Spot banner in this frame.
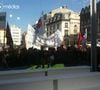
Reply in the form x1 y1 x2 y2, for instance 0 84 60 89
25 24 35 49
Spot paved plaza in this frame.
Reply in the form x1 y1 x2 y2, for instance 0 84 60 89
0 66 100 90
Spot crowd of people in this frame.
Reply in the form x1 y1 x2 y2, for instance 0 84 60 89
0 45 100 69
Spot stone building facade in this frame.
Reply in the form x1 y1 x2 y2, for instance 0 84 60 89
80 1 100 43
45 6 80 46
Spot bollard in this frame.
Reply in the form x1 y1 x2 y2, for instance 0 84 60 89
44 71 48 76
53 80 58 90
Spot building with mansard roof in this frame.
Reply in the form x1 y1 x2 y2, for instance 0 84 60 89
80 1 100 44
45 6 80 46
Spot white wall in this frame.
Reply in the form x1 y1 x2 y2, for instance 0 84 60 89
11 25 22 46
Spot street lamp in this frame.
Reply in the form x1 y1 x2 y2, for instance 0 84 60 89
90 0 98 71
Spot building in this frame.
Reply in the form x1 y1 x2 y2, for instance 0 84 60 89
21 31 27 48
32 6 80 48
46 6 80 46
80 1 100 43
0 12 6 48
10 25 22 46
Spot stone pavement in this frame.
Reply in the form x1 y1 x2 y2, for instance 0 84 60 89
0 66 100 90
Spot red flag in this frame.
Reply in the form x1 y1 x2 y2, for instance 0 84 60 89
77 32 83 48
36 18 45 35
37 19 42 28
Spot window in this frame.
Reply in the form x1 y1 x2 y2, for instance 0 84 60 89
74 25 78 34
57 24 59 29
50 30 52 34
64 30 68 36
57 15 60 20
47 32 49 37
0 16 6 21
65 23 68 28
53 24 55 30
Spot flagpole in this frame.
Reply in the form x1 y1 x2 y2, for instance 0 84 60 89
90 0 97 71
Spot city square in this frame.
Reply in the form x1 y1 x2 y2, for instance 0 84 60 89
0 0 100 90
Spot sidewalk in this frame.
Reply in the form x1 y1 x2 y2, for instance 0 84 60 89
0 66 100 90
